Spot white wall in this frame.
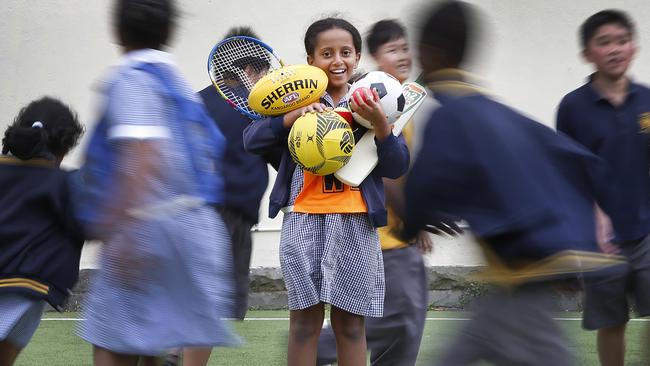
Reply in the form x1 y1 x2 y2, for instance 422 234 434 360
3 1 650 268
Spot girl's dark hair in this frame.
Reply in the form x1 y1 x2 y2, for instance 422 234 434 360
580 9 635 48
367 19 407 55
2 97 84 160
304 17 362 56
419 0 476 68
115 0 176 50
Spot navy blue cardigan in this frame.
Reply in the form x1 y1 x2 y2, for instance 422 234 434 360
243 116 409 227
405 90 610 263
0 157 84 309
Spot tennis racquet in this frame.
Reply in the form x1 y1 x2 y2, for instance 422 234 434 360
207 36 284 120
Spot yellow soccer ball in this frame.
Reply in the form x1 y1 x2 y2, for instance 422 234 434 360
288 110 355 176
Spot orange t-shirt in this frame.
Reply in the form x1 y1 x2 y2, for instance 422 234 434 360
293 171 367 214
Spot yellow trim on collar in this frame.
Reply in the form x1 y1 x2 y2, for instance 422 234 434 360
424 68 488 96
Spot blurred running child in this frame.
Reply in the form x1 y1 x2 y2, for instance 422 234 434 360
0 97 84 366
244 17 410 366
76 1 236 365
404 2 619 365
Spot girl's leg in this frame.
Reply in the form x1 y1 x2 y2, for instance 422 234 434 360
0 340 21 366
288 303 325 366
93 346 139 366
597 324 626 366
330 306 366 366
183 347 213 366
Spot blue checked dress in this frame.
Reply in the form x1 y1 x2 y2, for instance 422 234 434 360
279 93 385 317
0 294 45 348
78 49 237 355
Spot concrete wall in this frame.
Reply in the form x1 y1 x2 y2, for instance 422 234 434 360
3 0 650 269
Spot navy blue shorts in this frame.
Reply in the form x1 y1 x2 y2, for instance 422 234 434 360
583 234 650 330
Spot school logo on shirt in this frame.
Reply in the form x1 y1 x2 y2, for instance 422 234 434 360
639 112 650 134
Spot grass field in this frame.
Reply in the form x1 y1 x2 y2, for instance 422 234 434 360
14 311 650 365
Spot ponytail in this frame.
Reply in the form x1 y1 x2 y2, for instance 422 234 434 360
2 97 84 160
2 121 51 160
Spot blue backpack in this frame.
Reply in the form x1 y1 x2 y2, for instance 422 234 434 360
75 62 225 228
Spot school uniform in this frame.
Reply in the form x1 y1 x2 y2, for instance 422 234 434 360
198 85 271 320
243 92 409 317
0 157 83 347
77 49 237 355
316 124 428 366
404 69 615 365
557 76 650 329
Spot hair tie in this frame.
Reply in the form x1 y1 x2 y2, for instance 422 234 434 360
31 121 43 128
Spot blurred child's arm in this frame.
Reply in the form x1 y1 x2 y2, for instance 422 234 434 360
100 139 164 240
402 107 457 240
95 140 162 284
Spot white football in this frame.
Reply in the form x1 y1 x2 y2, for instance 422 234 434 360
347 71 406 129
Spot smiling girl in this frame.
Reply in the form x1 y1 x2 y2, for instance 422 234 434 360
244 17 409 366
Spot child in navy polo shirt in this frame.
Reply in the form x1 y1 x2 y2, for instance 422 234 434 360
556 9 650 366
199 27 273 322
162 26 273 366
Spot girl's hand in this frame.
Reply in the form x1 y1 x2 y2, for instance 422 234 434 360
349 88 391 141
283 102 328 129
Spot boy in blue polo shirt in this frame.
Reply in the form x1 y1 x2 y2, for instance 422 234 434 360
556 9 650 366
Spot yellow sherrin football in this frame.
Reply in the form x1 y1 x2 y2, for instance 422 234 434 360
249 64 328 116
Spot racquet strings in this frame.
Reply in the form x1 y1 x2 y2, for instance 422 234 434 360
209 38 282 117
